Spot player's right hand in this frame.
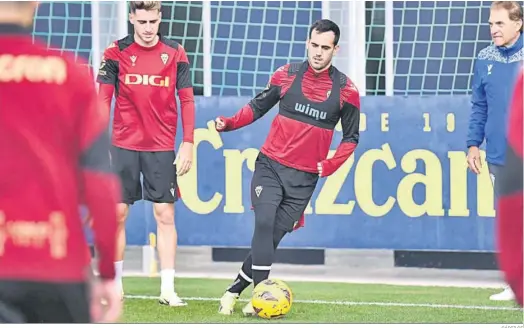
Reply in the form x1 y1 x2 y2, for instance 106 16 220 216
215 117 226 131
467 146 482 175
90 279 122 323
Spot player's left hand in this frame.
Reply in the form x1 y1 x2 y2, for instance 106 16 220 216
317 162 323 177
175 142 193 176
90 279 122 323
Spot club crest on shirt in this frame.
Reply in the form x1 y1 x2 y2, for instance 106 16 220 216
255 186 263 198
161 53 169 65
130 55 137 66
170 182 176 198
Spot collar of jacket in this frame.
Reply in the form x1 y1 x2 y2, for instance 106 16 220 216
497 32 523 57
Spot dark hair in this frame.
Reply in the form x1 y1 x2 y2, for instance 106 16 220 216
308 19 341 46
491 1 523 32
129 1 161 14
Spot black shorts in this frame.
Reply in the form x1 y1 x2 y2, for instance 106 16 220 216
111 145 178 205
251 152 318 232
0 280 90 323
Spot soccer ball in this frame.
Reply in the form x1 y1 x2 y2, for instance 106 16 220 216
251 278 293 319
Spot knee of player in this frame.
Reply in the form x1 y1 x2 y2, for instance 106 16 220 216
153 203 175 226
254 211 275 231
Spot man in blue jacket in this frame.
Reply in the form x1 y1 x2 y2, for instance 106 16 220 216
467 1 523 302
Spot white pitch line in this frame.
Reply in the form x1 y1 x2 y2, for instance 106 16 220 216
124 295 522 312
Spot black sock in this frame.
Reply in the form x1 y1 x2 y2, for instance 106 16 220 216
227 274 251 294
253 227 287 287
227 255 253 294
252 267 271 287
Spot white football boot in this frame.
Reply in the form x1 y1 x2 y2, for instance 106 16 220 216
218 291 239 315
159 291 187 307
242 301 256 316
489 286 515 301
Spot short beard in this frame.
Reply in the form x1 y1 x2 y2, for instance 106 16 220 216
308 58 332 72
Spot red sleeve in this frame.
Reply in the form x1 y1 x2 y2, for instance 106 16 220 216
218 64 288 132
77 69 120 281
175 46 195 143
496 69 523 306
98 83 114 115
320 78 360 177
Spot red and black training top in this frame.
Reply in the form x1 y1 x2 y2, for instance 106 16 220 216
97 34 195 151
496 68 523 306
0 23 119 282
219 61 360 176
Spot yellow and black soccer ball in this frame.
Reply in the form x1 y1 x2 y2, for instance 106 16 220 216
251 278 293 319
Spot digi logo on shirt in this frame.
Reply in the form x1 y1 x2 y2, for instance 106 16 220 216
124 74 170 87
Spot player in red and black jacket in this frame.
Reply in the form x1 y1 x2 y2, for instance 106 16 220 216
0 1 121 323
97 1 195 306
95 1 195 307
496 67 523 307
215 19 360 315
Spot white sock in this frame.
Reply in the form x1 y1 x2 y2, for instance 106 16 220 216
160 269 175 293
115 261 124 291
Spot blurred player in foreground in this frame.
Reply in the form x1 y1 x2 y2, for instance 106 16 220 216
96 1 195 306
466 1 522 301
0 1 121 323
215 19 361 315
496 68 523 307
